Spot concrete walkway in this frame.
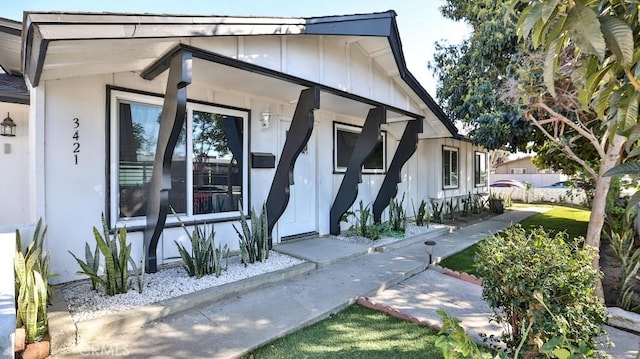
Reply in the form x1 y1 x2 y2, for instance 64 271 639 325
51 207 640 358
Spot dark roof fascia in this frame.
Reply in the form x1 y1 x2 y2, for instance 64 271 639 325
304 11 396 36
386 15 458 136
142 43 424 120
0 93 29 105
0 74 29 104
306 11 458 136
0 20 21 37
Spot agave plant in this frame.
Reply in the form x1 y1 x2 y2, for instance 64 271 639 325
14 218 54 343
233 201 269 265
172 210 229 278
69 214 142 296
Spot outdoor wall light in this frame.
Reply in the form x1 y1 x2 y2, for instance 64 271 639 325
260 107 272 130
1 112 16 137
424 240 437 267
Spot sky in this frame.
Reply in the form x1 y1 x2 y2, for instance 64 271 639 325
3 0 470 97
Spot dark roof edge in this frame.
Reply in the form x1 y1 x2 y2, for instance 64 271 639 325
0 93 29 105
387 16 458 136
305 10 457 135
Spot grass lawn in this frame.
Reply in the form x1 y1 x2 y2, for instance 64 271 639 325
244 304 449 359
439 204 590 276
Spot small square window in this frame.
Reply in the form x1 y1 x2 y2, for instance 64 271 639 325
333 122 386 174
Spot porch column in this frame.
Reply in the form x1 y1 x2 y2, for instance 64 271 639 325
142 49 192 273
329 107 386 235
373 119 422 222
265 87 320 246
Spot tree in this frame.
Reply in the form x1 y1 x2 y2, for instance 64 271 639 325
513 0 640 295
430 0 540 152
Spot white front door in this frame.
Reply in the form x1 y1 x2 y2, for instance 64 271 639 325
277 120 317 239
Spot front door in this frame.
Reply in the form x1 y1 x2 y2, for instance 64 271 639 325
277 119 317 239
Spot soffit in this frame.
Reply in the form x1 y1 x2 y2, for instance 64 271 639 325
0 18 22 75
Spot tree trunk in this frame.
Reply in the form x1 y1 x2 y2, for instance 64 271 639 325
586 133 625 298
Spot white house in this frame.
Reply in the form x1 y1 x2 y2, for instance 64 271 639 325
0 11 488 283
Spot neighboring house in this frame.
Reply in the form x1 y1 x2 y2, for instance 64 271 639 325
0 11 488 283
493 156 567 187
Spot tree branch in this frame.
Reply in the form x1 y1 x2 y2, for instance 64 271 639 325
524 111 598 179
627 70 640 92
531 102 606 159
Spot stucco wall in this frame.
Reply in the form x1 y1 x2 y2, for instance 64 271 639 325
0 103 29 228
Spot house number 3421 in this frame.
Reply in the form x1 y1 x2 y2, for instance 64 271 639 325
72 118 80 165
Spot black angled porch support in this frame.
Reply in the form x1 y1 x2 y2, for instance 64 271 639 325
265 87 320 245
373 119 422 223
143 50 192 273
329 107 386 235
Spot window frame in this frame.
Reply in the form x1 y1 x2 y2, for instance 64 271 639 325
332 122 387 174
474 151 487 187
442 145 459 189
108 88 249 227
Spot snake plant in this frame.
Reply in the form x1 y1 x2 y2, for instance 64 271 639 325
388 193 407 232
69 214 142 295
172 211 229 278
233 201 269 265
15 218 53 343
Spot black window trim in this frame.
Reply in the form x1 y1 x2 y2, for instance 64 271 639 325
106 85 251 229
332 121 387 175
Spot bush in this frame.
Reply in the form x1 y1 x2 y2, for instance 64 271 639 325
475 224 606 354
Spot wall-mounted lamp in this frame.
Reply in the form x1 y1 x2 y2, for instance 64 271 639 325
1 113 16 137
260 107 272 130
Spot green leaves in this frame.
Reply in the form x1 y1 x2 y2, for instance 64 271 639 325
233 201 269 265
173 217 229 278
599 15 634 68
69 214 142 296
476 224 606 353
566 2 606 61
14 218 53 343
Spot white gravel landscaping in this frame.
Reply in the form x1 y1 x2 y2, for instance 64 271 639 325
61 251 305 323
336 223 448 246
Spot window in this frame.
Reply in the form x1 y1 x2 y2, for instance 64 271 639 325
510 168 527 174
333 122 386 173
442 146 459 188
474 151 487 186
111 89 248 224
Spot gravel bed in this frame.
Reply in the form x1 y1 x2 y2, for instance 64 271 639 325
336 223 448 246
61 251 305 323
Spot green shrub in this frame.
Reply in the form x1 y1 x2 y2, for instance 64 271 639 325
233 202 269 264
388 193 407 232
15 219 54 343
605 215 640 312
69 215 142 296
341 200 381 240
475 224 606 354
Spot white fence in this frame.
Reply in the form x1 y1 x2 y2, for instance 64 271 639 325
490 187 587 206
491 173 568 188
